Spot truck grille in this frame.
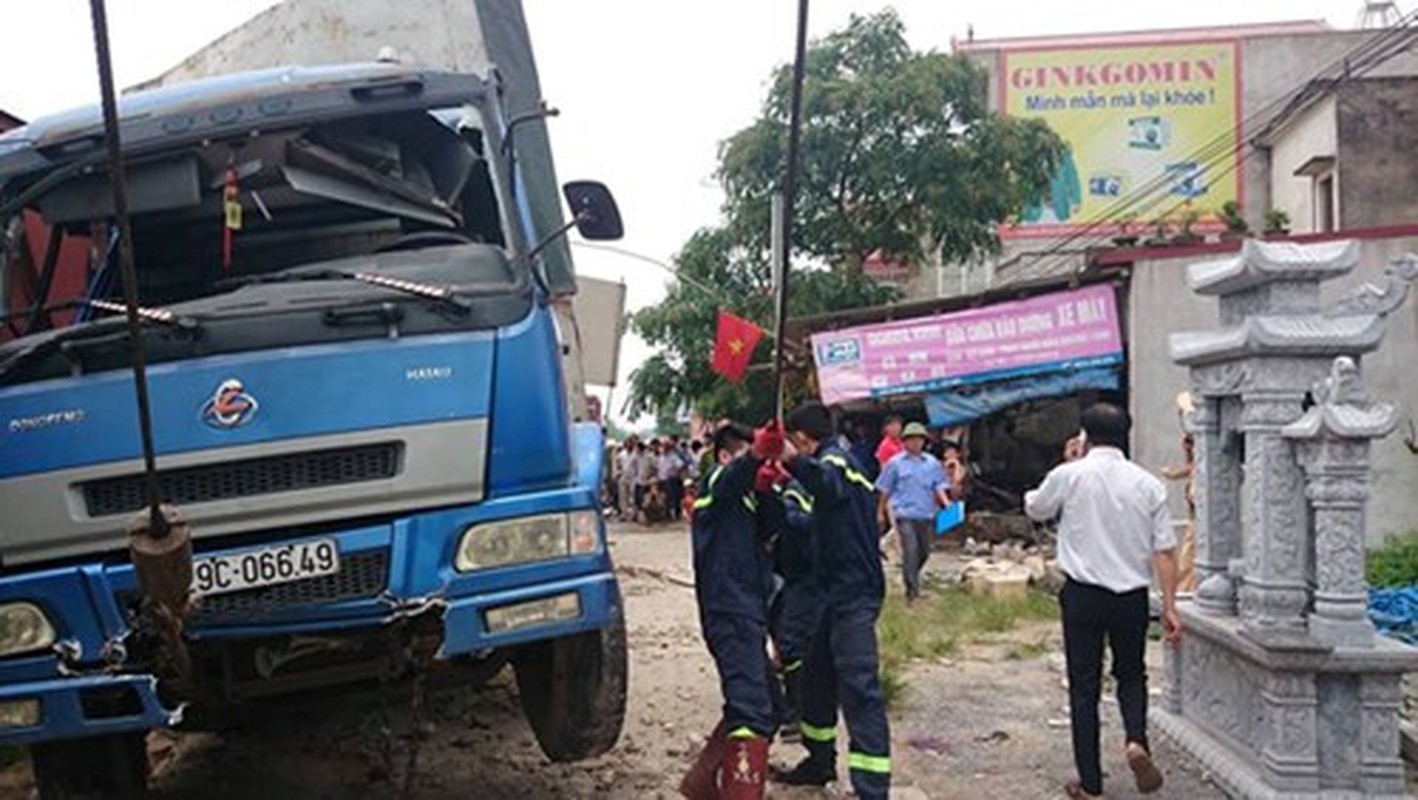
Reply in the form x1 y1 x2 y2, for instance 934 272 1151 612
194 548 391 624
80 443 402 518
117 549 391 625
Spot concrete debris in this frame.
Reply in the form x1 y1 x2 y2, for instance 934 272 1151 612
962 561 1032 599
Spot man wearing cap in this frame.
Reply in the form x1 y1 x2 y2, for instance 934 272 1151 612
775 402 891 800
875 422 951 604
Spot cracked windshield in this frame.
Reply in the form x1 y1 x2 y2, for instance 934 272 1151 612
0 2 1415 799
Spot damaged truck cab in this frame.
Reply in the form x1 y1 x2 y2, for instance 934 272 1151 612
0 63 626 797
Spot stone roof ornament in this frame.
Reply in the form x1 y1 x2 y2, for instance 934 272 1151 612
1185 239 1360 296
1284 356 1397 441
1169 239 1391 367
1332 253 1418 317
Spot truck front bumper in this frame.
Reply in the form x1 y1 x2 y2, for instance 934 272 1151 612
0 488 620 745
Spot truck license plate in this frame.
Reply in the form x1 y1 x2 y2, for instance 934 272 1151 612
191 539 340 598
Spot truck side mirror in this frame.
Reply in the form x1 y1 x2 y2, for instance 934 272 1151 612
563 181 623 241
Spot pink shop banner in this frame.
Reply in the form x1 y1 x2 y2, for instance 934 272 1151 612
811 284 1123 405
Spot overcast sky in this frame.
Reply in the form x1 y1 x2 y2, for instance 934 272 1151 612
0 0 1396 427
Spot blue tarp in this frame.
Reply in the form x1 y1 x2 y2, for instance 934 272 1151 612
924 366 1121 428
1368 587 1418 645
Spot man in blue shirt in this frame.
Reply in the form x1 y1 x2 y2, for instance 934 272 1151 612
876 422 950 604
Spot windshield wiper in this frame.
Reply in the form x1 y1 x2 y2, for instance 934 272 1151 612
222 269 473 313
0 298 199 333
0 300 200 380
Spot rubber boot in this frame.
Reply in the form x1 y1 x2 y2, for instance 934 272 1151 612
771 753 836 787
719 735 770 800
679 720 727 800
779 669 802 742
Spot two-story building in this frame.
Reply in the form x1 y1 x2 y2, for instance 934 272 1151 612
791 21 1418 544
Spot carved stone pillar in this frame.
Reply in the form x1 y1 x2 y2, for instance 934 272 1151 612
1283 356 1397 649
1305 463 1374 646
1188 395 1240 615
1259 672 1320 792
1237 390 1309 636
1359 675 1407 795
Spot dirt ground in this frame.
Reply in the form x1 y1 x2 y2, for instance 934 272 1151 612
1 521 1225 799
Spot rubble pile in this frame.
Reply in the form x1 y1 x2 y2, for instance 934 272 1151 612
955 538 1064 598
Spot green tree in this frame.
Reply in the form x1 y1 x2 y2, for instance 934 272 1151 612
628 10 1065 422
721 10 1065 269
626 227 893 423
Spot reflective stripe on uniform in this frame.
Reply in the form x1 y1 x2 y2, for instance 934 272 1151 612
823 454 875 491
742 495 759 512
783 488 813 512
694 465 725 510
847 752 891 774
783 659 803 673
728 726 760 740
800 722 836 743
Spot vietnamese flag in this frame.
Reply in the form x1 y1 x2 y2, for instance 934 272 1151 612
711 310 764 383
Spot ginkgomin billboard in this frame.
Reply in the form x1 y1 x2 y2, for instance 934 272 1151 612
1000 39 1241 238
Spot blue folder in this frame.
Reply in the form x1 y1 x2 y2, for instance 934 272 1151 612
935 501 966 535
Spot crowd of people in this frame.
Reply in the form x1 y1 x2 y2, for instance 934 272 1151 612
671 401 1183 800
606 435 704 525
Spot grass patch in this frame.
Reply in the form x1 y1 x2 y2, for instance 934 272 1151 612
0 744 24 769
1003 636 1052 661
1367 532 1418 588
876 583 1058 710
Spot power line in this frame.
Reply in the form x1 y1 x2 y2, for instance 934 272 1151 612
1006 15 1418 282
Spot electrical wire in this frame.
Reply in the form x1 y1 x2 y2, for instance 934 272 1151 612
1004 15 1418 283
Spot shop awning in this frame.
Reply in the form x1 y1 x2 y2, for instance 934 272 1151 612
924 365 1120 428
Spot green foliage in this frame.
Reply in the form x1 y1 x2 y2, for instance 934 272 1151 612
627 10 1066 422
879 660 909 709
626 227 894 423
1263 208 1291 234
1367 532 1418 588
719 10 1065 269
1217 200 1249 233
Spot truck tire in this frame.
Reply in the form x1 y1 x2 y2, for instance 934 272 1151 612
31 732 150 799
513 608 627 762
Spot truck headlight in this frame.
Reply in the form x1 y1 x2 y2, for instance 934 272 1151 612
455 510 603 572
0 603 56 658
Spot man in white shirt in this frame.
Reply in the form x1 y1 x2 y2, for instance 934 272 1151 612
1024 403 1181 800
617 440 641 522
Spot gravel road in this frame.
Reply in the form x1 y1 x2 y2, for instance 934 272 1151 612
1 520 1225 799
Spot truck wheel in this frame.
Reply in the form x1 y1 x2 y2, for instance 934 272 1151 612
31 732 150 799
513 608 627 762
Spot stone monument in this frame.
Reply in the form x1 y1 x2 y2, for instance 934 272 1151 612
1153 239 1418 798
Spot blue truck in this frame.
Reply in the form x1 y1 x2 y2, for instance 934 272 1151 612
0 61 627 797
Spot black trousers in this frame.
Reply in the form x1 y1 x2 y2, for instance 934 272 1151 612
702 612 775 736
800 599 891 800
662 478 684 519
1060 577 1150 796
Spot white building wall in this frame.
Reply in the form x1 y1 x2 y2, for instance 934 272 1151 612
1267 96 1338 234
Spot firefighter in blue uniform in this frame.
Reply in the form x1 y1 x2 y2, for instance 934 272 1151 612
776 402 891 799
758 470 818 738
679 422 784 800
